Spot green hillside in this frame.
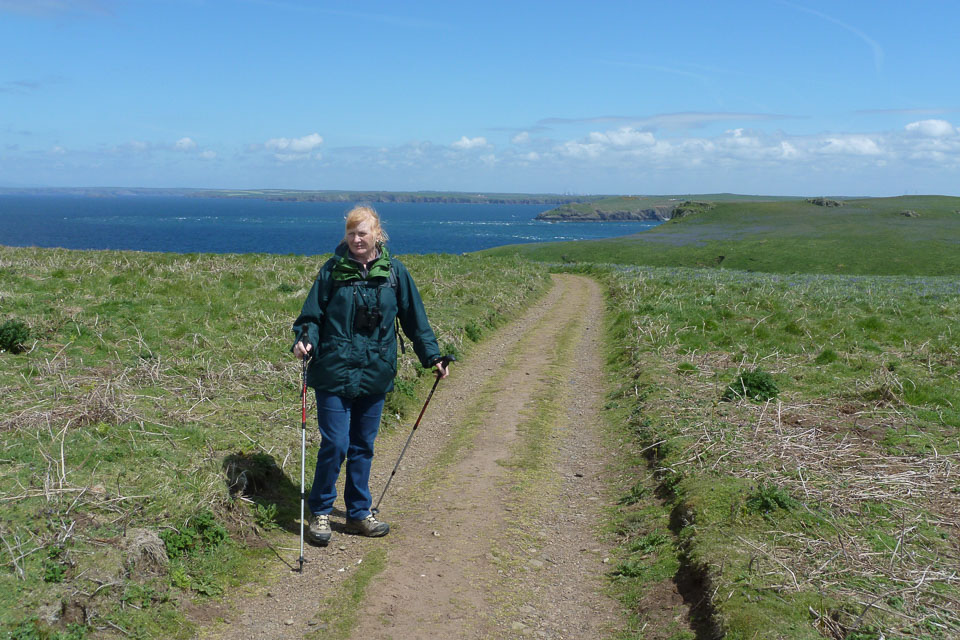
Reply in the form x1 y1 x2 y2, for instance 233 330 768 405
600 264 959 638
535 193 808 221
0 247 550 638
494 195 960 275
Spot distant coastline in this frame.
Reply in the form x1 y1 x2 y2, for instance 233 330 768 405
0 187 605 206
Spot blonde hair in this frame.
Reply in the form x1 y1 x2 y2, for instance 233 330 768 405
344 205 389 244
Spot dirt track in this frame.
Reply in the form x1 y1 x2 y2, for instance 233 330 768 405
205 274 627 639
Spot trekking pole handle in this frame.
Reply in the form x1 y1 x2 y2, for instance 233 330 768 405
434 354 456 378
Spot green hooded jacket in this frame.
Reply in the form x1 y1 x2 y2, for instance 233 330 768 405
291 244 442 397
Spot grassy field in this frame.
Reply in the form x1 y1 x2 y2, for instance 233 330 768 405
535 194 807 221
486 195 960 276
0 247 550 639
4 190 960 639
595 264 960 639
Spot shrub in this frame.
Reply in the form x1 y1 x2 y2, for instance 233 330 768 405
814 348 838 365
628 532 670 553
0 319 30 353
721 369 780 402
254 502 280 530
463 321 483 342
160 510 228 558
41 546 67 583
745 482 798 515
617 482 647 505
677 361 698 375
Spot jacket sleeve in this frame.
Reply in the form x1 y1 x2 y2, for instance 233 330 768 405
291 265 330 355
394 261 442 368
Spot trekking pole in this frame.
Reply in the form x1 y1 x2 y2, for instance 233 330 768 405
298 354 309 573
372 355 456 516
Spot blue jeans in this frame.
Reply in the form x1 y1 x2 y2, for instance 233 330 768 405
307 391 386 521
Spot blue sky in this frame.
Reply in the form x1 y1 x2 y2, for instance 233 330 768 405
2 0 959 195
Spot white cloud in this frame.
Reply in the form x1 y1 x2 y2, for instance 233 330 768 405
199 150 216 160
49 145 66 155
722 128 761 148
175 136 197 150
821 135 882 156
560 139 604 159
511 131 530 144
265 132 324 153
905 119 957 138
451 136 488 150
588 127 655 148
780 141 798 159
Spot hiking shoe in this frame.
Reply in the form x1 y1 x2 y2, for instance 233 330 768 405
345 514 389 537
308 514 331 545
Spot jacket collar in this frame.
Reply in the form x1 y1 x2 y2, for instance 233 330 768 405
333 243 391 281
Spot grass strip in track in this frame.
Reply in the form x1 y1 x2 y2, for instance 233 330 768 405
304 548 387 640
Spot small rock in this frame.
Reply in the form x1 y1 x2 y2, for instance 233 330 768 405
266 591 274 597
284 619 294 626
512 622 527 631
432 531 440 537
528 559 544 569
307 620 318 627
573 473 583 478
519 605 536 615
338 545 347 551
123 528 169 577
602 557 610 564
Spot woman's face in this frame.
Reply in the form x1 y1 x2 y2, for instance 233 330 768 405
346 219 376 260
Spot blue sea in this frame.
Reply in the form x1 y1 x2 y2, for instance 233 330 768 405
0 195 661 255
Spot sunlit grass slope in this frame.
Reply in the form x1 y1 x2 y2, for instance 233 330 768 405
598 265 960 638
485 196 960 276
0 247 549 638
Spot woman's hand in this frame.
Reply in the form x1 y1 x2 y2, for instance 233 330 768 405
294 341 312 360
434 361 450 379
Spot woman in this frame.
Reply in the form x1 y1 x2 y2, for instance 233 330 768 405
292 205 449 545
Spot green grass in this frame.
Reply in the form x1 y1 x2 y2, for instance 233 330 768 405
0 246 549 638
485 195 960 276
305 547 387 639
6 197 960 639
596 263 960 638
